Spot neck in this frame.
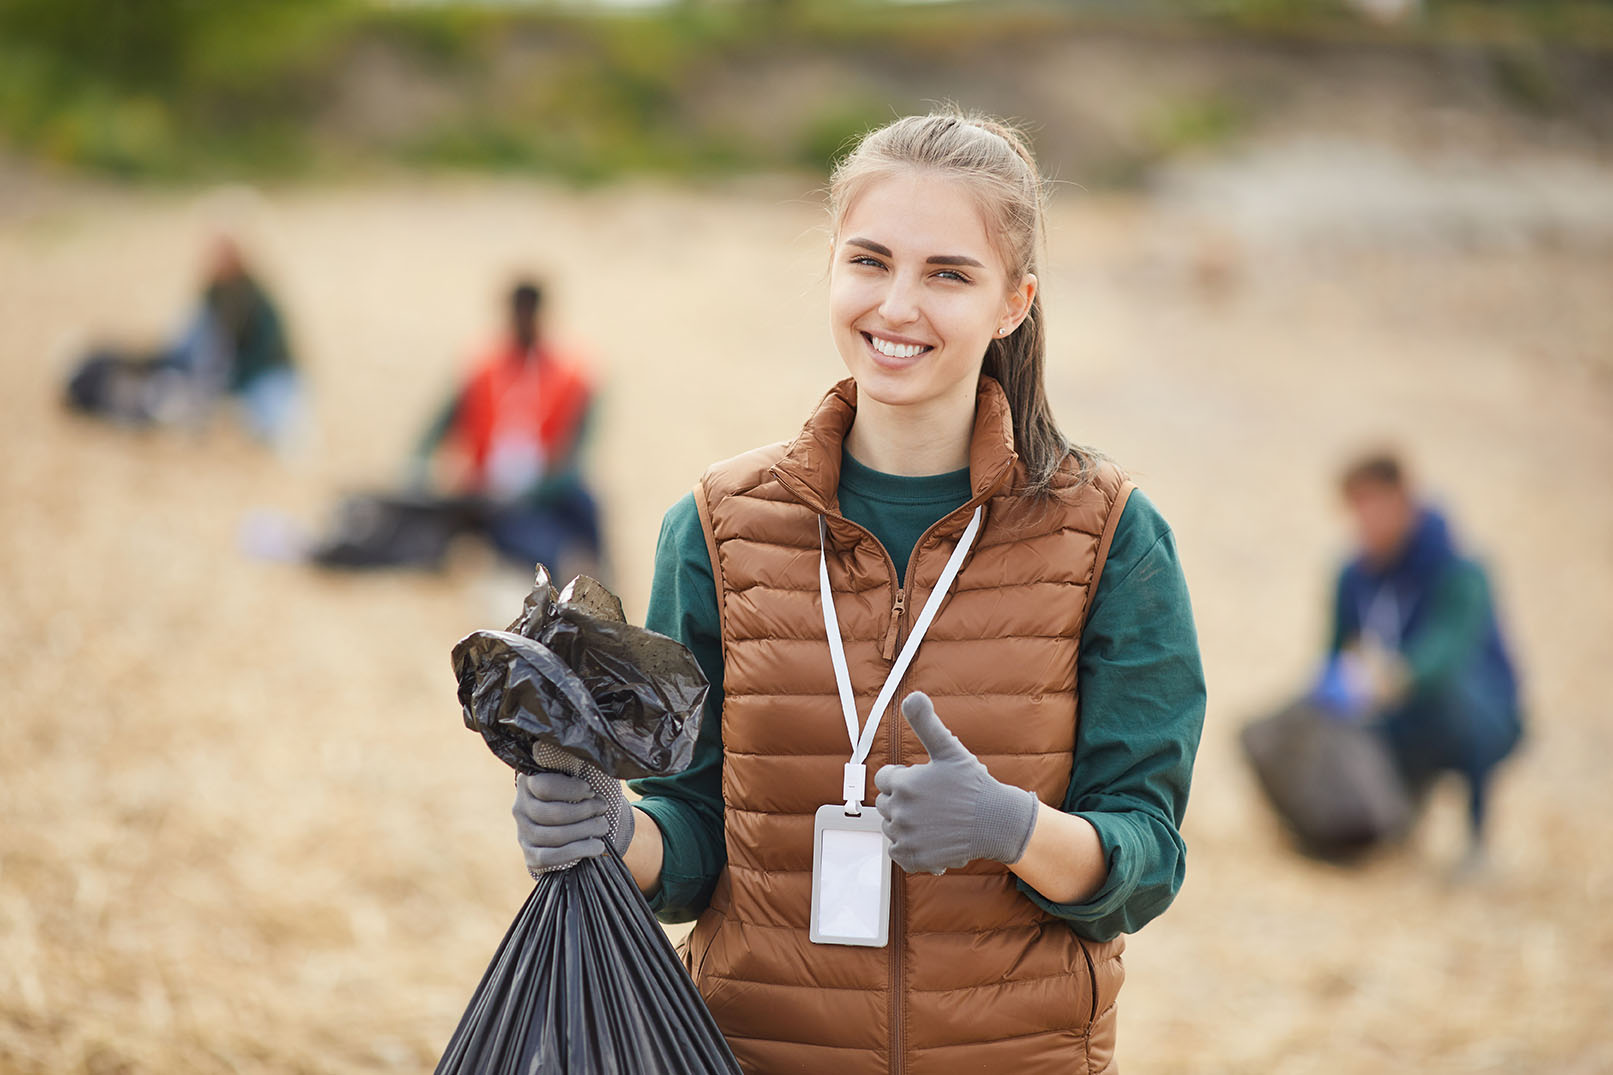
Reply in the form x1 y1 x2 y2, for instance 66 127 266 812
844 381 976 477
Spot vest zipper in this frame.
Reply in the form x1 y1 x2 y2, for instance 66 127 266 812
880 589 906 660
885 507 989 1075
824 509 984 1075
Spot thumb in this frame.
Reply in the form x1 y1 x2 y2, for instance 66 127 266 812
901 692 967 763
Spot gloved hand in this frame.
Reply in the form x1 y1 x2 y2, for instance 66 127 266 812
1312 644 1410 721
513 743 635 877
874 692 1040 875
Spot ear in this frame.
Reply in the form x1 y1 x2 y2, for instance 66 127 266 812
1000 272 1037 335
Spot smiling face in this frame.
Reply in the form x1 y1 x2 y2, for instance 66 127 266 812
829 168 1035 415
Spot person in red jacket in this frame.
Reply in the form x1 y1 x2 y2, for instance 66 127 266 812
411 281 591 505
311 281 601 575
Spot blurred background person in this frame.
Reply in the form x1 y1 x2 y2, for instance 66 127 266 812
1316 452 1524 873
309 279 602 578
64 234 303 447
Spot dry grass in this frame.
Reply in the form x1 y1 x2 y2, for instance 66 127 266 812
0 170 1609 1073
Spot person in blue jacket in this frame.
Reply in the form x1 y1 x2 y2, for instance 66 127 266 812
1319 452 1523 869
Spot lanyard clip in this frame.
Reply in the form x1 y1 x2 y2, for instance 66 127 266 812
842 762 867 816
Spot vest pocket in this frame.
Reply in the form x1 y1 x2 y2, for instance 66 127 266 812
1077 935 1126 1028
1080 939 1101 1028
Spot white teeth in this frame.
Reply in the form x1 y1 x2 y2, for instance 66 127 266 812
868 335 927 360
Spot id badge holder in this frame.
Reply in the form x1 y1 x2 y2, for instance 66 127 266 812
809 804 891 947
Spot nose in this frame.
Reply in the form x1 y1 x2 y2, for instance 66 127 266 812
877 269 922 327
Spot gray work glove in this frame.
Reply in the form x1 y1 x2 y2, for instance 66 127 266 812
873 692 1040 875
512 743 635 877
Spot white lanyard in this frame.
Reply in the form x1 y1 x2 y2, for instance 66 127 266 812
1362 586 1402 649
818 505 984 814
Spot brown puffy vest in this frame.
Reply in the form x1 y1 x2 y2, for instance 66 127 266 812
684 377 1132 1074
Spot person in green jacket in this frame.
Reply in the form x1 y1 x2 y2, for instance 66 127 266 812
512 111 1207 962
64 234 302 446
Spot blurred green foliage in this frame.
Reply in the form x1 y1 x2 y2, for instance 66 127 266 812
794 97 899 172
0 0 351 175
0 0 1608 183
1147 94 1248 154
1489 46 1565 114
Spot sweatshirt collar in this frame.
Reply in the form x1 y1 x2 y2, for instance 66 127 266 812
771 376 1020 539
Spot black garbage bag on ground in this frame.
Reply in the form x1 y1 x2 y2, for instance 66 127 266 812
309 492 489 570
64 346 188 425
1241 697 1414 860
439 566 739 1075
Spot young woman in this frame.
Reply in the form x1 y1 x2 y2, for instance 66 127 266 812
513 111 1206 1073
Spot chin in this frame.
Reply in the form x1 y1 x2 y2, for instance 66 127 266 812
851 360 987 417
851 364 934 407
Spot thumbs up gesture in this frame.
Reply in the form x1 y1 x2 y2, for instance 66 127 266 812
873 692 1040 875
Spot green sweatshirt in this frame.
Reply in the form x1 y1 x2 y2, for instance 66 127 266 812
630 452 1206 942
205 274 293 392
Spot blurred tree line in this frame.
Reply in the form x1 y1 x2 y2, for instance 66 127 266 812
0 0 355 175
0 0 1608 182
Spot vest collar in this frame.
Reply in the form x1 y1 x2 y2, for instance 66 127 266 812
771 376 1020 539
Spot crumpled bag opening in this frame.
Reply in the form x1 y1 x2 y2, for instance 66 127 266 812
451 565 708 779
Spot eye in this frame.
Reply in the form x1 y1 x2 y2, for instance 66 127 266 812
932 269 972 284
848 254 886 270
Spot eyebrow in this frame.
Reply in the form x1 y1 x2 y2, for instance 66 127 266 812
845 237 892 256
844 237 984 268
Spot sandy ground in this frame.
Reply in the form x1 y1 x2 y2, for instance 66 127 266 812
1 158 1610 1073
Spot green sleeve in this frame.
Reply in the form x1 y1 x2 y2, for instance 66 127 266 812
1015 490 1206 940
529 395 596 503
413 388 463 463
1400 562 1490 697
1329 568 1356 655
627 493 728 923
551 393 594 477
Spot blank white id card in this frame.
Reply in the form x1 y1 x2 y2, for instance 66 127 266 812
809 804 891 947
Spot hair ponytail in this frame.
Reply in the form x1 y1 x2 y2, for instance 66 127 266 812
829 109 1096 496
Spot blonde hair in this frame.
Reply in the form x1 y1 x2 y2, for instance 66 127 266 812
828 110 1095 496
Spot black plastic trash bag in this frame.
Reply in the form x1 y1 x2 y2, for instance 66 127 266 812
434 852 739 1074
63 346 187 425
1241 697 1414 860
438 566 739 1075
